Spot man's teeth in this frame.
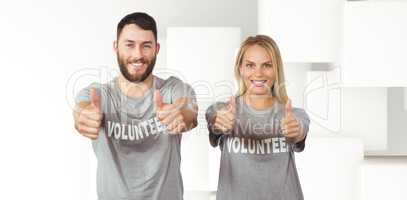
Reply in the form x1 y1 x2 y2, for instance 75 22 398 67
131 63 143 68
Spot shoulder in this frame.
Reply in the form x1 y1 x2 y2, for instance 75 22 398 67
81 79 117 97
292 107 310 121
156 76 189 88
158 75 195 94
206 101 228 113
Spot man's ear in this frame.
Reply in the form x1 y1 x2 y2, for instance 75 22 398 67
155 42 160 54
113 40 118 53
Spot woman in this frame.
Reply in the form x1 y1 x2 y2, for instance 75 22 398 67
206 35 310 200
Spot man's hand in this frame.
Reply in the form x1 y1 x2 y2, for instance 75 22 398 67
73 88 103 140
155 90 187 135
213 96 236 134
281 99 304 143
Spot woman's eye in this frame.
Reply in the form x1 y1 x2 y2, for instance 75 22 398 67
246 63 254 68
264 63 272 68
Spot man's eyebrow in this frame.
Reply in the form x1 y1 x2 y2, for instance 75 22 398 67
124 39 135 43
142 41 153 45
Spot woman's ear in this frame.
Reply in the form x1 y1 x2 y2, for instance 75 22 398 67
113 40 118 53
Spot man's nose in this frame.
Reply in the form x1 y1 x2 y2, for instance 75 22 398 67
131 46 143 60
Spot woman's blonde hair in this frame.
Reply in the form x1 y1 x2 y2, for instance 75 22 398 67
234 35 288 104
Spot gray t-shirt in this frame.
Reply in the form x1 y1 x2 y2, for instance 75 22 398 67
75 75 196 200
206 97 310 200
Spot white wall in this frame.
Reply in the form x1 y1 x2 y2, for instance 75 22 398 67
0 0 118 199
283 63 310 108
167 27 241 192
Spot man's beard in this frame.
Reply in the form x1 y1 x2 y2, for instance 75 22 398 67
117 54 156 83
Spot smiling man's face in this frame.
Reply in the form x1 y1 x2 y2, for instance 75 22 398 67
115 24 160 83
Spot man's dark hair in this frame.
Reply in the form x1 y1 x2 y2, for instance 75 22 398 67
117 12 157 41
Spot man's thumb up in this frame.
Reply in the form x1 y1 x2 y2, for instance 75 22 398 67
90 88 101 109
154 89 163 109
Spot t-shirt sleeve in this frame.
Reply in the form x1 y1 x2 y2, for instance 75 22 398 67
206 102 228 148
167 76 197 110
292 108 310 152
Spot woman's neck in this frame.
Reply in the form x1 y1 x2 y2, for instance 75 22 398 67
243 93 274 110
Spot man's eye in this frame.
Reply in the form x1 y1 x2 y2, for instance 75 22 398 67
143 45 152 49
126 44 134 48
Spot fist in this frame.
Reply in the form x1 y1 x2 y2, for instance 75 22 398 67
213 96 236 134
155 90 186 135
73 88 103 140
281 99 304 143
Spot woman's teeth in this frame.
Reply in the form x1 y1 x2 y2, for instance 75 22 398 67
251 80 267 87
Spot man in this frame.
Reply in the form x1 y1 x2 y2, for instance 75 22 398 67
73 12 198 200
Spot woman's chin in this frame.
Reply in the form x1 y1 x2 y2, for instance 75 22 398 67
247 89 270 96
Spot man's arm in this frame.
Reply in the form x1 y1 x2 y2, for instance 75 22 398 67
73 88 103 140
175 97 198 132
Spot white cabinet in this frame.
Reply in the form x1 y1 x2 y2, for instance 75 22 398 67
167 27 241 191
296 136 364 200
405 88 407 110
362 158 407 200
304 69 388 151
258 0 343 63
343 1 407 87
341 87 388 151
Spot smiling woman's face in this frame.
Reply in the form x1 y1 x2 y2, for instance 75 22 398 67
239 44 275 96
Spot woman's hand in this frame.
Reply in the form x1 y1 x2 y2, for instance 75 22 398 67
281 99 305 143
213 96 236 134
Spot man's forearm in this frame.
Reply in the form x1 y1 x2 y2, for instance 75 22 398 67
181 107 198 131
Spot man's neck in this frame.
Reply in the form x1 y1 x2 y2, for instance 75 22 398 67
117 74 154 98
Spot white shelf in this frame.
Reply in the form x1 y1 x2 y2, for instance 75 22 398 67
342 1 407 87
258 0 343 63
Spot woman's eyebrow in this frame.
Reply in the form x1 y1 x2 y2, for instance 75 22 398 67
124 39 135 43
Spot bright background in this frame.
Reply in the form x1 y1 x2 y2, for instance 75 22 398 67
0 0 406 200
